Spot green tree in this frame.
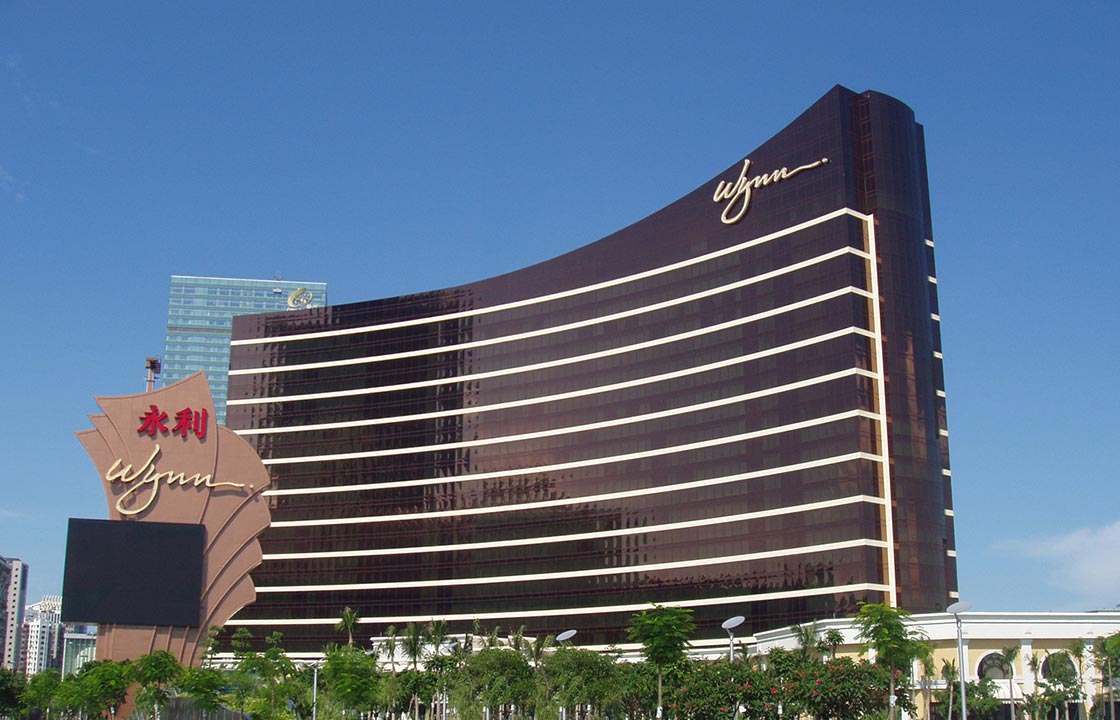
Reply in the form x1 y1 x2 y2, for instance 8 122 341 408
996 644 1022 720
670 657 746 720
810 657 902 720
627 604 696 716
507 625 526 654
55 674 87 719
1022 653 1047 720
231 627 255 656
942 659 960 720
819 629 845 660
382 625 399 675
323 643 378 717
377 672 409 719
427 654 459 720
791 622 821 663
1094 633 1120 720
134 650 184 720
1040 652 1079 720
541 647 617 718
1070 639 1090 720
524 633 553 670
225 628 259 716
0 667 26 718
238 631 298 720
934 676 1004 720
336 607 361 646
23 668 61 717
77 659 134 719
611 660 658 720
853 602 929 720
402 622 427 672
401 623 428 718
460 649 533 718
179 665 226 719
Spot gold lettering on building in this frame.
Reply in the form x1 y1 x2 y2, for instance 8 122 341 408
105 444 248 516
713 157 829 224
287 287 314 309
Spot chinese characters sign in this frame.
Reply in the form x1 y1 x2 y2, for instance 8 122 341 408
138 404 208 440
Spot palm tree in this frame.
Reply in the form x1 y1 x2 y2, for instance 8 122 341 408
819 629 845 660
336 606 360 646
1069 639 1089 720
427 619 449 659
524 633 554 668
917 642 936 720
426 620 449 720
942 659 960 720
999 644 1021 720
486 624 503 649
792 622 820 662
401 623 427 720
382 625 399 675
402 622 427 671
1025 652 1044 720
508 625 526 653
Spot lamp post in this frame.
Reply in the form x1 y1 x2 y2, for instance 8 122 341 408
948 601 973 720
556 631 577 720
144 356 161 392
311 662 320 720
722 616 745 662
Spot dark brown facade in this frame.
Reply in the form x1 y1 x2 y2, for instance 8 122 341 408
226 85 956 650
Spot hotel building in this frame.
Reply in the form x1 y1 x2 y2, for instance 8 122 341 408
225 86 957 651
163 276 327 424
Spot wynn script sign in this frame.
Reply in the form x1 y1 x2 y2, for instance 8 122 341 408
105 444 251 516
713 157 829 224
75 371 272 666
78 372 270 521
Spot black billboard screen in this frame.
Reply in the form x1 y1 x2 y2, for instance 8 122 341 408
61 518 204 627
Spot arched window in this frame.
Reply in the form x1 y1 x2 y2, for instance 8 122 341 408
1041 652 1075 681
979 652 1009 680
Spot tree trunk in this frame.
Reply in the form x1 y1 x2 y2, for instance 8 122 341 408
657 667 664 717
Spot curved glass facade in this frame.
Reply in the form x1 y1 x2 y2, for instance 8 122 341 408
226 86 956 651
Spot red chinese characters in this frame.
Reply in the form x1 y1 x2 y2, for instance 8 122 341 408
137 405 168 437
138 405 208 440
173 408 208 440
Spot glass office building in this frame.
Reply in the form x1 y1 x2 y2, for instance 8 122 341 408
164 276 327 424
226 86 957 651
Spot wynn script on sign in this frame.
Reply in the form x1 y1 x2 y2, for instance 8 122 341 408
105 444 250 516
713 157 829 224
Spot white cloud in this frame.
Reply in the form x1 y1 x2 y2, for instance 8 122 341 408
1001 521 1120 611
0 163 26 202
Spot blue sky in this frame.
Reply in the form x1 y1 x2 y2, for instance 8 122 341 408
2 2 1118 615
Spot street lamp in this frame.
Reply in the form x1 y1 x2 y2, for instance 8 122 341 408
948 601 973 720
722 615 745 662
310 661 322 720
556 631 577 720
144 356 161 392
